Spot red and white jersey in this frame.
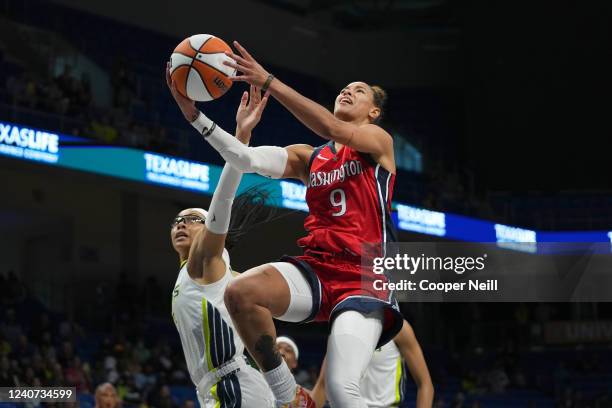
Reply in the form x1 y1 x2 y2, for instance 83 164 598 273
297 141 397 257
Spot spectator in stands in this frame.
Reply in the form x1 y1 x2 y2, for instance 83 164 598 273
4 74 22 106
46 78 70 115
182 400 195 408
30 313 55 343
170 360 188 384
23 366 36 385
128 364 144 390
58 340 75 367
118 372 144 406
79 73 92 109
112 58 135 111
95 382 121 408
148 127 175 154
133 338 151 365
64 356 90 393
55 65 74 96
103 354 120 384
452 392 465 408
0 355 18 386
433 396 447 408
487 362 510 393
123 122 148 148
50 361 65 386
14 334 34 361
0 332 11 356
148 384 178 408
141 275 162 316
462 370 486 395
59 317 84 342
39 331 55 361
155 343 174 376
141 363 157 391
23 72 39 109
1 308 23 347
31 353 47 384
89 115 119 143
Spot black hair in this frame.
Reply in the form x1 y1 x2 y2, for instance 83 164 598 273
224 185 282 250
369 85 387 124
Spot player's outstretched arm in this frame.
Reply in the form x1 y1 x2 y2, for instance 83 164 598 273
224 41 394 159
185 87 264 280
394 320 434 408
166 63 313 185
308 357 328 408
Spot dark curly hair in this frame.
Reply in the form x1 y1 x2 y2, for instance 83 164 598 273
224 185 282 250
369 85 387 124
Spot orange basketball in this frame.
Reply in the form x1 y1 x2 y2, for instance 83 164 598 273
169 34 236 102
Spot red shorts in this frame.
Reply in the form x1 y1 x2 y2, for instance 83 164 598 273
281 250 403 348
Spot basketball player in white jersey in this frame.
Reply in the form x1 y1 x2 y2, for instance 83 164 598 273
169 79 275 407
316 319 433 407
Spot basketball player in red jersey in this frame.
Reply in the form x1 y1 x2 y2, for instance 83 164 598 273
167 41 402 408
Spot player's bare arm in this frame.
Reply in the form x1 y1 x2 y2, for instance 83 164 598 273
394 320 434 408
283 144 314 184
224 41 395 173
307 357 327 408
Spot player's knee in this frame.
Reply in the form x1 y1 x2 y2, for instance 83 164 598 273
326 375 361 406
224 276 258 315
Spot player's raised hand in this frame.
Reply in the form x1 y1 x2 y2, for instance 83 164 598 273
236 84 270 143
223 41 270 88
165 61 198 122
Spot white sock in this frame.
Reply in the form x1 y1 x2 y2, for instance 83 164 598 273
262 360 297 404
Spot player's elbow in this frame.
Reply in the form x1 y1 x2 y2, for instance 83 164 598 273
220 146 287 179
219 147 254 173
417 377 434 397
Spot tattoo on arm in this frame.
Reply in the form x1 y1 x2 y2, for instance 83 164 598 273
255 334 282 371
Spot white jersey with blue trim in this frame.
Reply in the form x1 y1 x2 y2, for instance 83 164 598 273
171 249 274 407
360 339 406 407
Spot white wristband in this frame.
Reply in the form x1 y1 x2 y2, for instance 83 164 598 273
191 111 216 137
